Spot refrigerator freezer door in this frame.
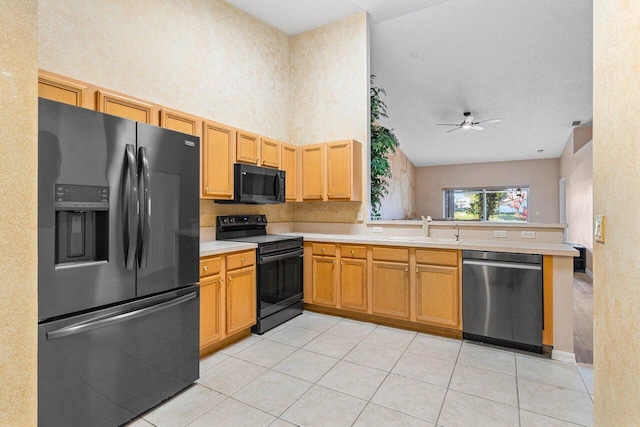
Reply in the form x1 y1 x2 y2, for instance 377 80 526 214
135 124 200 297
38 285 199 427
38 98 137 320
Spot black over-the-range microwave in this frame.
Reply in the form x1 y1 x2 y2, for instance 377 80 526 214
216 163 286 204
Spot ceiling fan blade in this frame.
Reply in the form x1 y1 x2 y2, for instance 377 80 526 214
445 127 462 133
476 118 501 124
471 125 484 130
436 124 461 126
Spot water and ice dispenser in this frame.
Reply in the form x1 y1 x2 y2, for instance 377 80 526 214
55 184 109 265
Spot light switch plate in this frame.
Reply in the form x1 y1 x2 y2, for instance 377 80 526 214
493 230 507 238
373 227 383 233
357 211 364 222
521 231 536 239
594 215 605 243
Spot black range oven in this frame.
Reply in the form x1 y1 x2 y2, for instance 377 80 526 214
216 215 303 334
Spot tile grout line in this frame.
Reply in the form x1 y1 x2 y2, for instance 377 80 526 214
433 338 463 427
515 352 522 427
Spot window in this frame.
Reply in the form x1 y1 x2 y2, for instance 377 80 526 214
443 187 528 222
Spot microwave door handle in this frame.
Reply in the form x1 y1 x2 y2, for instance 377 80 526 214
123 144 138 270
138 147 151 269
274 172 281 200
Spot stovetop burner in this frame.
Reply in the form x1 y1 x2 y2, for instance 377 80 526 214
216 215 302 254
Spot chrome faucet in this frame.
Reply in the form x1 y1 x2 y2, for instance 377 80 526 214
454 224 460 241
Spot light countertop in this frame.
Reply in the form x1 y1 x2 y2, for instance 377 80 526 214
200 241 258 257
284 233 578 257
371 220 567 229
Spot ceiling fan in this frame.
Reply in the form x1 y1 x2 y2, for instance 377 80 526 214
437 112 501 133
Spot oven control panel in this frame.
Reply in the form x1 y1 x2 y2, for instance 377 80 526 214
218 215 267 226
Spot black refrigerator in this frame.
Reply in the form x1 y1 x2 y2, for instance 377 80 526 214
37 98 200 427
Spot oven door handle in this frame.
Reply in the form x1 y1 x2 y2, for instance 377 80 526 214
259 248 304 264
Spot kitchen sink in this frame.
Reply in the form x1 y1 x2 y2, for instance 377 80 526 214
379 236 463 244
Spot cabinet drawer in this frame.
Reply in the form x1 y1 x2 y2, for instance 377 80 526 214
226 251 255 271
415 249 459 267
341 245 366 259
372 246 409 263
312 243 336 256
200 257 222 278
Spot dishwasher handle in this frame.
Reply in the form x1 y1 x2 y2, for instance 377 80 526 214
463 259 542 271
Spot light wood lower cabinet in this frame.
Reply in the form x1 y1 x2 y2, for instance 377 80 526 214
311 255 337 306
372 261 411 319
226 265 256 335
415 264 460 328
340 258 367 312
199 250 256 354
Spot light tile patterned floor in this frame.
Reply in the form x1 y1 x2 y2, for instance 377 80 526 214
127 312 594 427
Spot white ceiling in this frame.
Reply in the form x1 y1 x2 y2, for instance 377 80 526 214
225 0 593 167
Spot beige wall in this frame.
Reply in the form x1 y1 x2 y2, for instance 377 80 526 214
290 13 370 224
594 1 640 424
560 130 593 271
379 147 416 220
414 158 560 223
0 0 38 425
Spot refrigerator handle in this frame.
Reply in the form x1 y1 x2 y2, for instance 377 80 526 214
124 144 139 270
138 147 151 269
46 292 197 340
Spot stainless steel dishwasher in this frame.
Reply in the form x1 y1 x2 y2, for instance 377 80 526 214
462 250 543 353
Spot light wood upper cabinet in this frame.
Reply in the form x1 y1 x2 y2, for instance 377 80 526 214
236 130 260 165
281 143 298 201
202 121 235 199
326 140 362 201
302 144 325 201
38 70 88 108
160 108 201 136
261 138 281 168
226 265 256 335
96 90 155 124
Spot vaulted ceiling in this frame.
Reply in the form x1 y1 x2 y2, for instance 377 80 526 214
226 0 593 166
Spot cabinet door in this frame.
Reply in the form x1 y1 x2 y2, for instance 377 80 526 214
160 108 201 136
202 121 235 199
38 71 87 107
302 145 325 201
311 256 336 306
261 138 280 168
281 143 297 201
326 141 351 200
372 261 410 319
415 265 460 329
200 275 222 349
226 266 256 335
236 130 260 165
340 258 367 312
96 90 154 124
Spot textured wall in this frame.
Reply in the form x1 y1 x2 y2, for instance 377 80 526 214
38 0 291 142
593 1 640 424
560 131 593 271
379 147 416 219
290 13 370 223
414 158 560 223
0 0 38 424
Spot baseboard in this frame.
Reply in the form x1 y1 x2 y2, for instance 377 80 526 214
585 269 593 278
552 349 577 364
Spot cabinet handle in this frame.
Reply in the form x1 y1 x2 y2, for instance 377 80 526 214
321 248 324 252
404 267 408 272
350 250 355 255
340 261 344 265
205 187 209 192
228 276 232 281
331 260 334 265
415 267 418 273
220 279 224 283
241 258 245 263
203 266 208 271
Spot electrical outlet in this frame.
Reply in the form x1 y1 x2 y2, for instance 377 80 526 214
493 230 507 238
521 231 536 239
373 227 383 233
357 211 364 222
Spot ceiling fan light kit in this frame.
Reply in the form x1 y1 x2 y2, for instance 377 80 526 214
438 111 501 133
